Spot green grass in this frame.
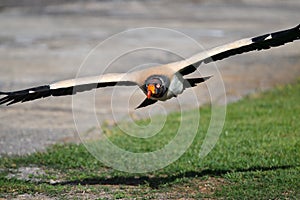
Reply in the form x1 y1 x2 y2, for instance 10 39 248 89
1 80 300 199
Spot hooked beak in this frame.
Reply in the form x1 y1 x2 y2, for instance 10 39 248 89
147 84 155 99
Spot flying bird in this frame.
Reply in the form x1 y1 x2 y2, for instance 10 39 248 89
0 24 299 109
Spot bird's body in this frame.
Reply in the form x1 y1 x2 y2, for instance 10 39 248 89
1 24 299 109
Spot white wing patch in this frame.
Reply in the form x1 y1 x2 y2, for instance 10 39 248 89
49 73 133 90
265 35 272 40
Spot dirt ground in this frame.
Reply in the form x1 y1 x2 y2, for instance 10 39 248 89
0 0 299 155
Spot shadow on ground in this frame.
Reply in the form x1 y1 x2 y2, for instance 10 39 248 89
50 165 296 189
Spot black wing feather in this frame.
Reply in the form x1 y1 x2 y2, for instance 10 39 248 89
204 24 300 63
206 24 300 63
0 85 50 106
179 24 300 76
0 81 136 106
135 98 158 109
184 76 212 88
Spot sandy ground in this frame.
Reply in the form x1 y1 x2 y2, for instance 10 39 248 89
0 0 299 155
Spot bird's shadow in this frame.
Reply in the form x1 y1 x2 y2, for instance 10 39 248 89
50 165 295 189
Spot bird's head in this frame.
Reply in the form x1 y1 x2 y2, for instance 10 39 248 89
144 75 169 99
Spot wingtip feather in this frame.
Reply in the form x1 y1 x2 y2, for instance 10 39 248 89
0 85 51 106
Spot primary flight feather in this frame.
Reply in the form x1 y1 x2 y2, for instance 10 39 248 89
0 24 299 109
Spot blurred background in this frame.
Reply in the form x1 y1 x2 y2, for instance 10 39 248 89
0 0 299 155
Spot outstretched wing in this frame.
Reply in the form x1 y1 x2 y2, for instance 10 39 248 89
0 73 137 106
175 24 300 75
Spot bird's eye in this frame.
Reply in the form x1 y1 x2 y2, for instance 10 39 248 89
156 84 161 88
